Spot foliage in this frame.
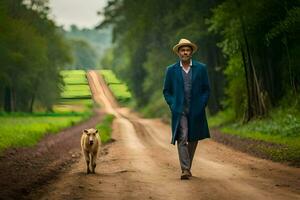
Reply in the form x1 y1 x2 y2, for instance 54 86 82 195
66 39 97 69
140 90 170 119
207 108 235 128
65 25 112 65
0 0 72 112
222 54 247 118
208 0 300 120
100 48 114 69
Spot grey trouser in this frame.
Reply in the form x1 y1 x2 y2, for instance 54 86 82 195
176 113 198 171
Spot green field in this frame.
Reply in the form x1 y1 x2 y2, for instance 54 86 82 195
60 70 91 99
0 70 94 152
109 84 131 102
54 70 93 113
99 70 132 104
58 99 93 106
61 70 88 85
99 70 122 84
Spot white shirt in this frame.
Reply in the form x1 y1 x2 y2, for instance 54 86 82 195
180 60 192 74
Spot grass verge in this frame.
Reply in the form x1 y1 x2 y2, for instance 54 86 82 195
208 107 300 165
0 112 92 152
95 114 115 144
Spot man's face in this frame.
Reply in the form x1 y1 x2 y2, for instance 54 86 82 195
178 46 192 62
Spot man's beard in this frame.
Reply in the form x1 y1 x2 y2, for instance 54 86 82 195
181 55 191 61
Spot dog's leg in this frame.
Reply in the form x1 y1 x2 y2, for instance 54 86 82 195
83 151 91 174
91 152 97 173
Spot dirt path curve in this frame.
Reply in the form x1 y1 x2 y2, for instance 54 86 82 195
29 70 300 200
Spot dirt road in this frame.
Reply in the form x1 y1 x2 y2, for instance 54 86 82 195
29 70 300 200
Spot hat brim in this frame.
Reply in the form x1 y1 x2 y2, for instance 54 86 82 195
173 43 198 55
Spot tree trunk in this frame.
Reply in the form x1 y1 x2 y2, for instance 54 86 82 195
11 86 16 112
240 47 252 122
29 94 35 113
282 35 295 92
240 15 267 121
4 86 11 112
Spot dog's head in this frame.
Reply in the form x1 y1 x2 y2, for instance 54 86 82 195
83 128 99 145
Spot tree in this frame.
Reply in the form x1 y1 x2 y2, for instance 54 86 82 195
67 39 97 69
0 0 72 112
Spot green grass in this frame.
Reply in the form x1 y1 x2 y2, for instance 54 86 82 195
0 112 91 152
208 108 235 127
208 107 300 163
58 99 93 107
99 70 132 104
209 108 300 144
95 114 115 144
220 108 300 144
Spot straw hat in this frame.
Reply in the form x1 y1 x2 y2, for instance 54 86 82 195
172 38 198 54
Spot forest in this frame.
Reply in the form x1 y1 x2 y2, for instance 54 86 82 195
0 0 71 112
99 0 300 123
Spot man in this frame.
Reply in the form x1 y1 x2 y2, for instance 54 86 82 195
163 38 210 180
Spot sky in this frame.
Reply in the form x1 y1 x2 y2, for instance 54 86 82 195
48 0 108 30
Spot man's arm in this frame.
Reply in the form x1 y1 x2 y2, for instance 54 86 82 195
163 67 174 109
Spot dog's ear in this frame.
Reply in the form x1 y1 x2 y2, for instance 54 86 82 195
95 129 98 134
84 129 89 134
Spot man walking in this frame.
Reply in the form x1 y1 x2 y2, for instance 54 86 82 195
163 38 210 180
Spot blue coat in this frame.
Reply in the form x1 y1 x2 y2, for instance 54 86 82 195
163 60 210 145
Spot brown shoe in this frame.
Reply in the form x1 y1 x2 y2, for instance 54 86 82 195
187 170 192 177
181 170 190 180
